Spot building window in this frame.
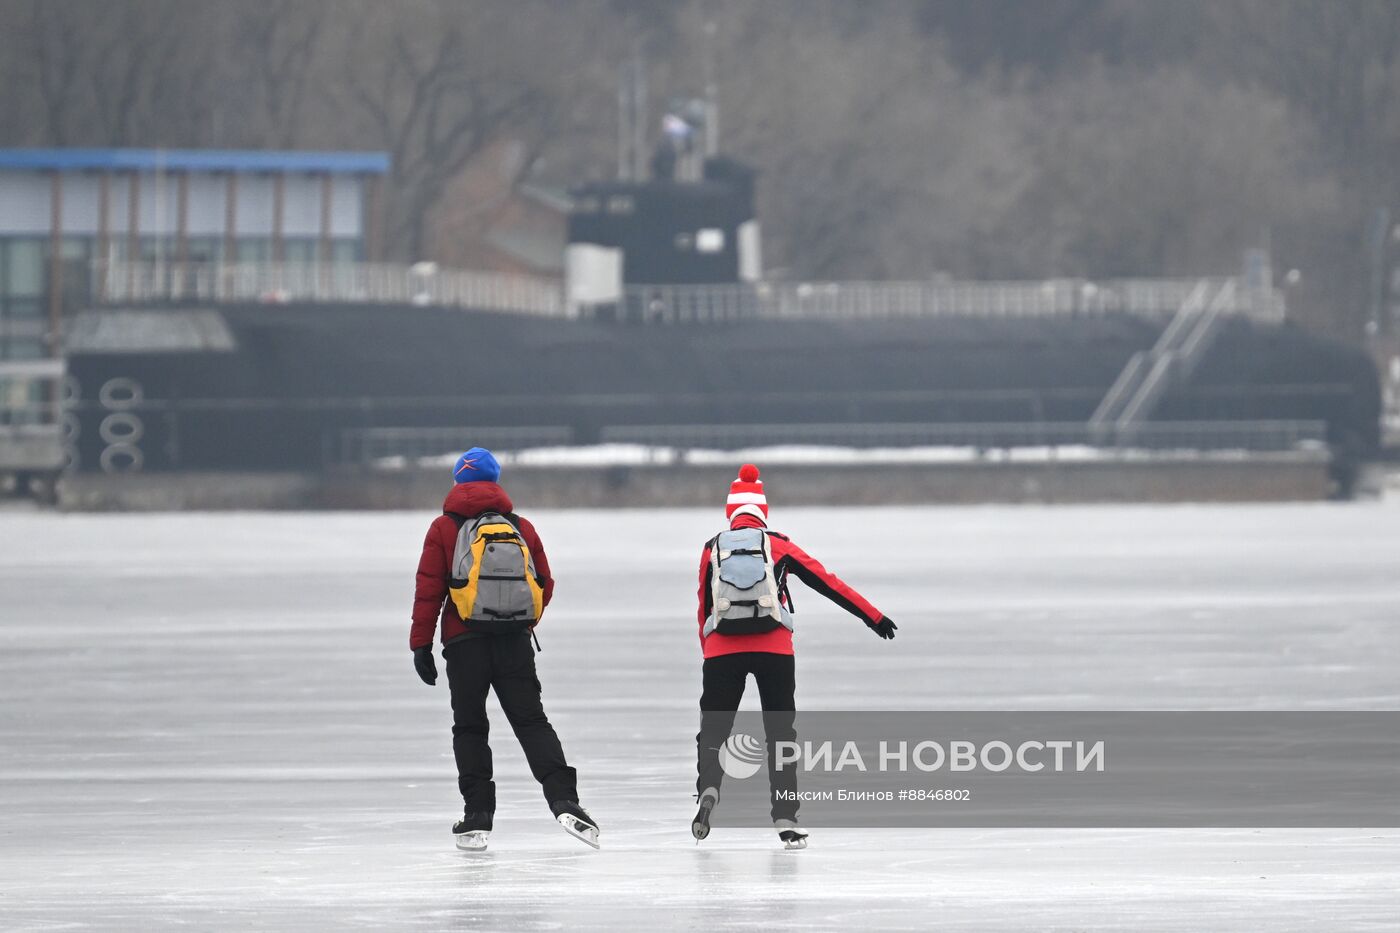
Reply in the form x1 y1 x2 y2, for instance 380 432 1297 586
1 239 47 361
6 299 42 319
283 239 317 263
4 338 44 359
52 238 93 311
332 240 360 263
5 239 45 300
236 238 273 262
185 238 222 263
60 238 89 262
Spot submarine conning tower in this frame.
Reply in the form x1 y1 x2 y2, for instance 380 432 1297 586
565 155 760 318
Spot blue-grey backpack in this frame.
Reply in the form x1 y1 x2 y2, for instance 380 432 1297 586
704 527 794 637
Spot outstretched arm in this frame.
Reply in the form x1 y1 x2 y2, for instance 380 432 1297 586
779 539 891 635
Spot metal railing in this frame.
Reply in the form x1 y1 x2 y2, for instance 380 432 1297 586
96 260 1286 324
1093 279 1238 432
99 260 566 316
598 420 1328 453
615 277 1285 323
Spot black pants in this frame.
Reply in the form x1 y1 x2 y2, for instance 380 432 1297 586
695 651 798 822
444 634 577 812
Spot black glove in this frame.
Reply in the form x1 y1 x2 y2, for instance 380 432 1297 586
870 617 897 640
413 646 438 685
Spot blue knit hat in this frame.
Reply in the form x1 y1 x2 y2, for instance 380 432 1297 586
453 447 501 484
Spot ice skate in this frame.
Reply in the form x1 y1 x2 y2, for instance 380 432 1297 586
692 787 719 842
453 811 493 851
775 818 808 850
550 800 600 849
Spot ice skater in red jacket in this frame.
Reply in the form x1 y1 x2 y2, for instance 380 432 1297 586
410 447 598 850
691 464 896 849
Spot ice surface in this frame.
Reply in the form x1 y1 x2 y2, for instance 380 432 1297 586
1 502 1398 930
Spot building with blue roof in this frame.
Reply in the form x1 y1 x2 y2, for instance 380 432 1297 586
0 148 390 362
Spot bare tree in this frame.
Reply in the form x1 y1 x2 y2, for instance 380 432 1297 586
999 67 1343 287
335 0 574 260
23 0 88 145
1219 1 1400 171
232 0 327 149
85 2 193 146
704 0 1029 279
1200 2 1400 334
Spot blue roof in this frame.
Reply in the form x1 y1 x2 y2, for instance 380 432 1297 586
0 148 390 174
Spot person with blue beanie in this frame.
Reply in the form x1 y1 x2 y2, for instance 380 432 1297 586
410 447 599 850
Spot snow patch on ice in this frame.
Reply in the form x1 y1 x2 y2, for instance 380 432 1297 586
391 442 1313 471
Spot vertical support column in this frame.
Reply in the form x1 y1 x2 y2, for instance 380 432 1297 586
175 171 190 298
127 171 141 301
272 171 285 263
319 172 334 298
96 171 111 303
47 171 64 359
319 173 333 262
223 172 238 301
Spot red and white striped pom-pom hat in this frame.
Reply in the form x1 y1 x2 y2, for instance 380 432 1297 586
726 463 769 524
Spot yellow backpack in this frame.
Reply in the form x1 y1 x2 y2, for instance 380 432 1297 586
447 511 544 630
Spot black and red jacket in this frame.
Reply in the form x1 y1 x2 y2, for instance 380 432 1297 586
410 482 553 650
696 513 884 659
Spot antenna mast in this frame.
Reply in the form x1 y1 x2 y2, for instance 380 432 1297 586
702 18 719 156
617 45 648 181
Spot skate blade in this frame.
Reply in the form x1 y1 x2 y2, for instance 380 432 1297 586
557 814 600 849
455 830 489 851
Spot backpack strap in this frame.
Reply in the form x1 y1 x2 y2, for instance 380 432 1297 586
460 510 544 589
446 510 519 536
778 569 796 612
766 532 796 612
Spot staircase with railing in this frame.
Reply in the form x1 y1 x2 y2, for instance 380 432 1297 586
1091 279 1237 439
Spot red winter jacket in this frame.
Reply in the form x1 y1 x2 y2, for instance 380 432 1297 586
410 482 554 650
696 513 884 659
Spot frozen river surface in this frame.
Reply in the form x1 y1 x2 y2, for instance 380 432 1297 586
1 502 1397 930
